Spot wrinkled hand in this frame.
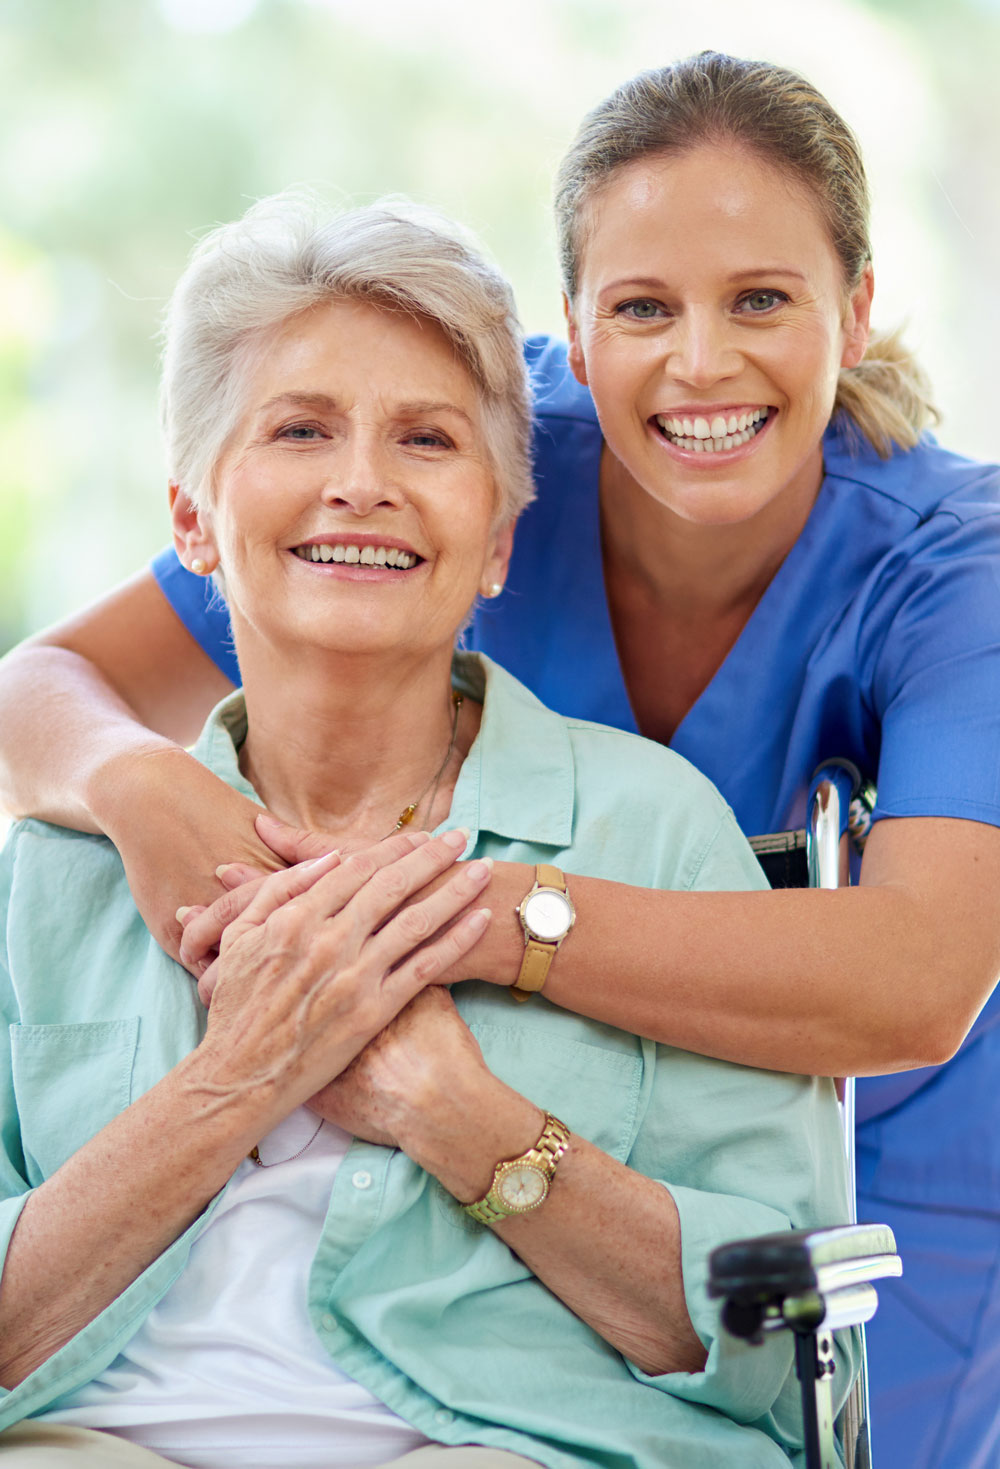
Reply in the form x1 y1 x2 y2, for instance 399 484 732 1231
197 830 494 1115
306 986 487 1153
178 812 342 980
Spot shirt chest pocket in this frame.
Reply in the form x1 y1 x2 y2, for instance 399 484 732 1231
466 1019 644 1161
10 1018 140 1186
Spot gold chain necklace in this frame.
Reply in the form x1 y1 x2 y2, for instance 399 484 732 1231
249 1116 324 1168
385 688 463 838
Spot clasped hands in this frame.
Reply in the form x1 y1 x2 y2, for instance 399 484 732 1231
186 820 506 1161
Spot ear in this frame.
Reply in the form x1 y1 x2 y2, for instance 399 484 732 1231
483 518 516 592
169 483 219 574
563 292 589 386
841 264 874 370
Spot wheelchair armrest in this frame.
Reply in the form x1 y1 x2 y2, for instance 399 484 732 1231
708 1224 902 1343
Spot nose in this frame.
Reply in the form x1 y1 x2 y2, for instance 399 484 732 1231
667 307 741 389
320 431 401 516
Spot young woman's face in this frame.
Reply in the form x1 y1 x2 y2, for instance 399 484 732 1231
175 298 512 664
566 143 872 528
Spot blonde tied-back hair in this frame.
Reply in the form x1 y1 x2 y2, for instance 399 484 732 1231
554 53 938 457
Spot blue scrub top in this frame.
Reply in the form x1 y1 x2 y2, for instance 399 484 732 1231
151 335 1000 1213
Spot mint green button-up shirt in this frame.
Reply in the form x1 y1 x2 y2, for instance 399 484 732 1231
0 654 855 1467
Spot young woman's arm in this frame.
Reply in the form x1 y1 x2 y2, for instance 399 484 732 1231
469 813 1000 1077
0 571 281 957
185 810 1000 1079
4 574 1000 1078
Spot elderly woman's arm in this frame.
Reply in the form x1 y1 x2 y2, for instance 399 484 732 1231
0 839 492 1388
306 987 706 1378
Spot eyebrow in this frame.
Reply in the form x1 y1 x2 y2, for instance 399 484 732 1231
255 392 476 428
598 267 809 295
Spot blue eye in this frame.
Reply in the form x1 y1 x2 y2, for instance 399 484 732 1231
278 422 324 440
617 299 665 321
739 290 787 314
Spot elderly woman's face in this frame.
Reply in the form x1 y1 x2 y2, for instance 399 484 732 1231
178 299 511 663
566 142 872 528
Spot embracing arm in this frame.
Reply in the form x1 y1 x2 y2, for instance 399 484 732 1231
184 809 1000 1078
0 569 232 821
469 815 1000 1077
5 571 999 1076
0 571 288 958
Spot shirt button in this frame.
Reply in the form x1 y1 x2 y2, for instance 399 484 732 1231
320 1313 337 1333
434 1409 455 1427
352 1170 373 1190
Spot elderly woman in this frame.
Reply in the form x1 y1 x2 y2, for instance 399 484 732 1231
0 201 851 1468
1 54 998 1467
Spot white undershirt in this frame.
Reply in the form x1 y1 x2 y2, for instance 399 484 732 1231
42 1108 432 1468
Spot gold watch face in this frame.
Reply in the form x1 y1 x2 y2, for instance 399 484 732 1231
496 1162 549 1211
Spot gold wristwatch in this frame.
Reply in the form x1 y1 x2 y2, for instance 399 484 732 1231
462 1113 571 1224
512 864 575 1002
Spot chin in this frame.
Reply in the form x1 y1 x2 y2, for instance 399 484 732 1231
665 483 780 528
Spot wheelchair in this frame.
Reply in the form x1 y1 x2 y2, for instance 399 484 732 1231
707 763 903 1469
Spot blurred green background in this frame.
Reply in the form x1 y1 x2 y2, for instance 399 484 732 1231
2 0 999 654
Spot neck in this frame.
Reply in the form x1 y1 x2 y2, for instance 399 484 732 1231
599 445 821 620
234 636 471 844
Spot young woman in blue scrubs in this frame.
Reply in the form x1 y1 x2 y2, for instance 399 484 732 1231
2 54 1000 1469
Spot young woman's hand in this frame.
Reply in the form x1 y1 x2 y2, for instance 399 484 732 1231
101 749 288 964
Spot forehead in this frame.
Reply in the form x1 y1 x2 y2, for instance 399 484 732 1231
243 297 480 412
579 143 839 289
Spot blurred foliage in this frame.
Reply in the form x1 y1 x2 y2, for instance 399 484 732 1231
1 0 999 652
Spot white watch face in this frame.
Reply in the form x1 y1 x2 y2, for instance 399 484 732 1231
523 889 573 942
497 1163 548 1210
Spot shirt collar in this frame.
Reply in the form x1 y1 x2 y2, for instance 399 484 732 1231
190 651 575 852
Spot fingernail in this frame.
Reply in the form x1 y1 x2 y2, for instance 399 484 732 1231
468 906 492 930
466 857 493 880
214 864 235 880
441 826 472 852
176 906 193 923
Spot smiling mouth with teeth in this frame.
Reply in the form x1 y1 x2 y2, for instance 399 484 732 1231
654 407 771 454
292 543 421 569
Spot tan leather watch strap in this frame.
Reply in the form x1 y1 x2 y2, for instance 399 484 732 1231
512 865 571 1003
514 940 553 997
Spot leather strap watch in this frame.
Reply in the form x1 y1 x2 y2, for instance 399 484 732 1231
512 864 575 1002
462 1113 571 1224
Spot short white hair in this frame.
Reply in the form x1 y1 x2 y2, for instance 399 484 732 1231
160 193 534 522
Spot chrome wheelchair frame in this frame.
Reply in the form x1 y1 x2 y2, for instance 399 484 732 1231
708 763 903 1469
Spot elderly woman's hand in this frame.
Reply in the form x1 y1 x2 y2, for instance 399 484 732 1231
305 986 486 1148
196 831 494 1116
175 811 334 981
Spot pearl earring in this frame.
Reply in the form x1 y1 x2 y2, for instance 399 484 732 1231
486 582 503 598
190 558 208 576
